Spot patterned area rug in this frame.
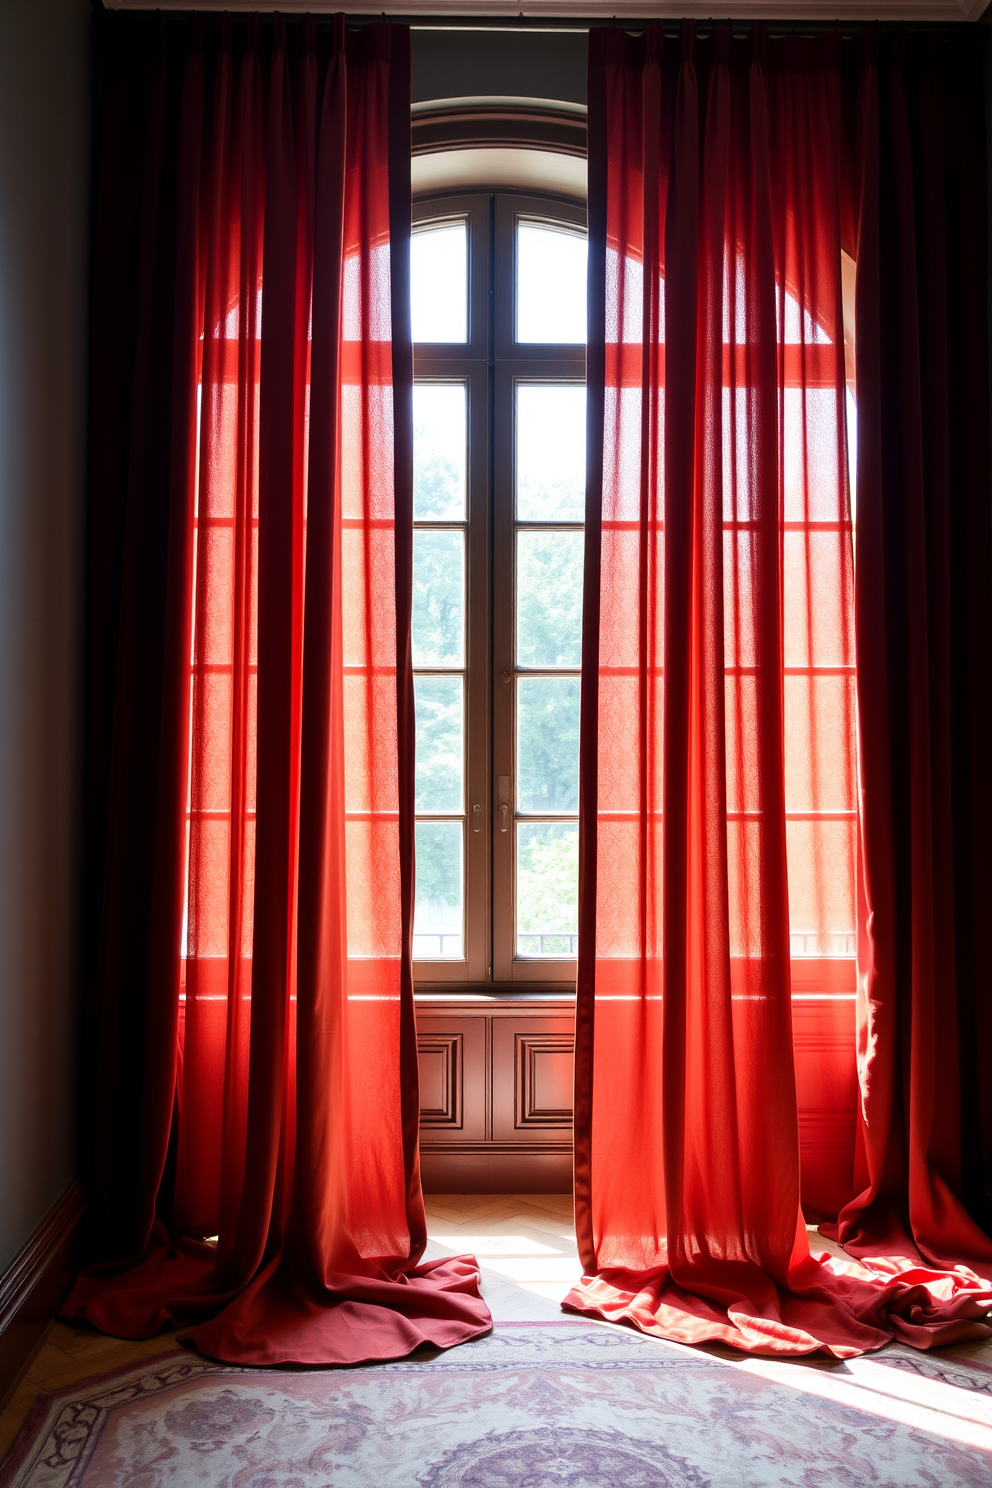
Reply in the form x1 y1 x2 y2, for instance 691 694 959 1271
3 1322 992 1487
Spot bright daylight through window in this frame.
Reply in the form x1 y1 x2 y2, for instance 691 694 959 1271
410 197 587 983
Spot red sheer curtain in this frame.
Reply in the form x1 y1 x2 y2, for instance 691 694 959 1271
67 13 490 1366
569 22 992 1357
833 35 992 1270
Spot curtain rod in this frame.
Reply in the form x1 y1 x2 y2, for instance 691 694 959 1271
369 18 976 30
368 15 981 31
95 6 985 31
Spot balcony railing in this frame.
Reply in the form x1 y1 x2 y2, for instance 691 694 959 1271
790 932 856 957
516 931 579 958
413 933 464 959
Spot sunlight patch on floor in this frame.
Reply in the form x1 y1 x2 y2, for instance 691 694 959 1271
422 1193 992 1451
728 1351 992 1452
426 1233 562 1257
423 1196 583 1316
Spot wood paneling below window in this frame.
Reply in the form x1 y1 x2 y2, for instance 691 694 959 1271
416 997 574 1192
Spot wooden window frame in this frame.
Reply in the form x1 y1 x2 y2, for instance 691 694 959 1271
412 194 490 985
413 190 586 991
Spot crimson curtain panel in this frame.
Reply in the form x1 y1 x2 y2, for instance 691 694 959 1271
68 13 490 1366
831 32 992 1272
569 23 992 1357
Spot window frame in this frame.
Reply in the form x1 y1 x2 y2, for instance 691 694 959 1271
412 189 586 991
412 194 490 985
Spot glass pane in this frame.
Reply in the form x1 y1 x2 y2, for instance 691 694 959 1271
412 530 465 667
414 384 467 521
517 222 587 344
414 820 463 959
517 676 580 813
516 385 586 521
517 530 584 668
414 675 464 812
411 221 467 344
516 821 578 958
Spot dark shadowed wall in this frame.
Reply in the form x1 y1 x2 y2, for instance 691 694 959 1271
0 0 89 1269
412 27 587 104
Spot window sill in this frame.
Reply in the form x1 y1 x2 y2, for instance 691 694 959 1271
414 984 576 1006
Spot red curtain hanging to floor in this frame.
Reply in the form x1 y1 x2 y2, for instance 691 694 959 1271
67 12 490 1366
569 22 992 1358
830 31 992 1274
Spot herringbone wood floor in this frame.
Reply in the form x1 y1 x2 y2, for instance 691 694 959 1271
421 1192 580 1319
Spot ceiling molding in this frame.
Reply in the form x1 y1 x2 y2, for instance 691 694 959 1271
102 1 991 22
413 98 586 158
411 97 586 196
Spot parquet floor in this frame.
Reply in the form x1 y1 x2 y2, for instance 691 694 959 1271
421 1191 580 1320
3 1194 991 1466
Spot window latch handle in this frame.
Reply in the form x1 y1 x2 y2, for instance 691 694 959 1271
498 775 510 833
472 803 481 833
500 803 508 833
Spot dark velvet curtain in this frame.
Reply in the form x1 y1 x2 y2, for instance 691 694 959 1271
833 31 992 1265
70 12 489 1367
570 22 992 1358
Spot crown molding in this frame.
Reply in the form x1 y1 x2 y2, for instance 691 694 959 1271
413 98 586 157
101 2 991 23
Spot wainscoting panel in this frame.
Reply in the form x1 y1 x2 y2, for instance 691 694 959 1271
415 1016 486 1143
417 997 574 1192
492 1019 574 1141
418 1034 463 1127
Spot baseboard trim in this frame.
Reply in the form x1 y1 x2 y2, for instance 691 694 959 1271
420 1149 572 1193
0 1182 84 1409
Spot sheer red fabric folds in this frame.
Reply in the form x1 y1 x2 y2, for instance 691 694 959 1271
569 23 992 1358
66 14 490 1366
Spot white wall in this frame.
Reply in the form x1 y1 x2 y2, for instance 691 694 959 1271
0 0 89 1268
